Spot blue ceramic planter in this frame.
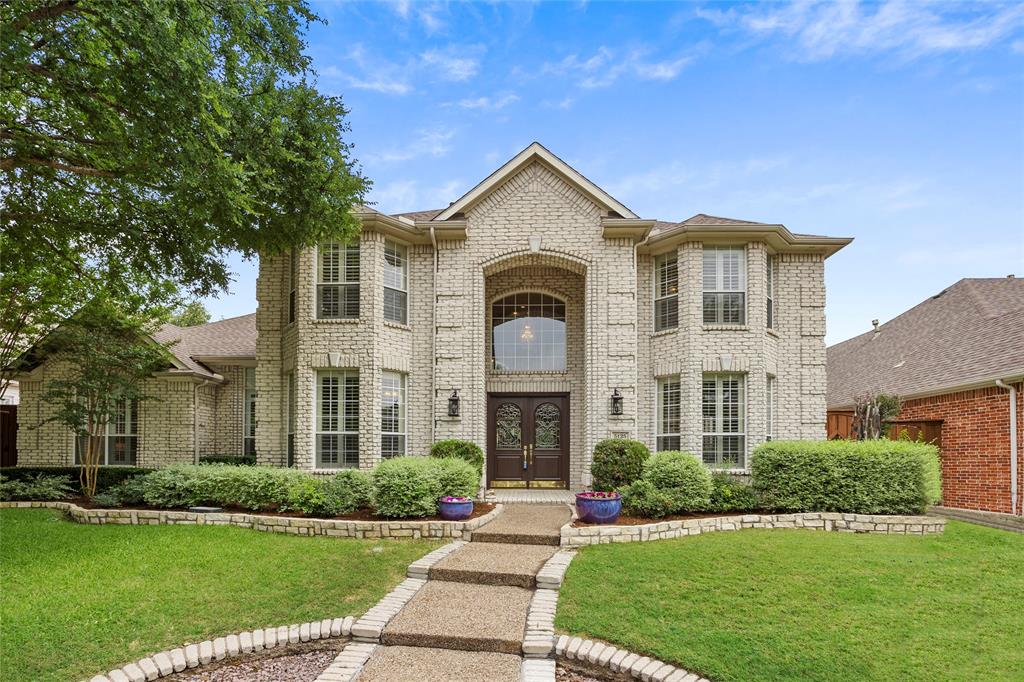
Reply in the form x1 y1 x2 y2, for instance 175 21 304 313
575 493 622 524
439 497 474 521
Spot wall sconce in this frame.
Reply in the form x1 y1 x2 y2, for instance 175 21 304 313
610 388 623 416
448 389 461 417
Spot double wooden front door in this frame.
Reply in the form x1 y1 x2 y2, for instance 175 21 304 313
487 394 569 489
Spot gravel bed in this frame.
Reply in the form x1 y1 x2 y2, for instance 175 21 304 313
556 663 606 681
163 640 342 682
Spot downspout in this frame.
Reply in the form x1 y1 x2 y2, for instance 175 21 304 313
995 379 1019 515
429 225 438 446
193 382 200 465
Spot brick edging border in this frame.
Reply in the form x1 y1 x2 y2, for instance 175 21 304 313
560 511 947 546
0 500 504 540
85 616 357 682
556 635 712 682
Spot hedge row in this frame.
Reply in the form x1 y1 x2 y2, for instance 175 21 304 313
0 466 154 494
751 440 941 515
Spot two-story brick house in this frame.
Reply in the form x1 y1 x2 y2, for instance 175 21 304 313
14 143 851 489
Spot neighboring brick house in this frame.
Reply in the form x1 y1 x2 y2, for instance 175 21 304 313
827 277 1023 515
16 143 851 489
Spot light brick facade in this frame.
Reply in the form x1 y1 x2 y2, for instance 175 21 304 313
15 144 848 485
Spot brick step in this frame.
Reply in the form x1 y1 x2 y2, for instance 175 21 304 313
357 644 522 682
381 581 531 655
430 542 557 588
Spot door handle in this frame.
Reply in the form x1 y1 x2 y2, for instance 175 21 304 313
523 446 528 469
528 444 534 465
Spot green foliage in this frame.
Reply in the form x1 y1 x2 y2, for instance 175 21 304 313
432 458 479 499
283 470 371 517
708 472 760 513
89 492 121 508
107 476 148 506
139 464 307 510
0 474 75 501
641 452 714 512
168 302 211 327
198 454 256 466
429 439 484 473
619 479 676 518
591 438 650 492
371 456 477 518
2 0 369 305
0 467 152 494
752 440 941 514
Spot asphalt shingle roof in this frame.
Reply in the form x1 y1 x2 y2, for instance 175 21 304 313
153 313 256 378
826 277 1024 408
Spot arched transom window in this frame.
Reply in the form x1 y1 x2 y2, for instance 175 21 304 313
491 292 566 371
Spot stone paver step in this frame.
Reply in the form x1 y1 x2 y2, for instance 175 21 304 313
381 580 532 655
430 542 558 588
471 504 571 546
357 644 522 682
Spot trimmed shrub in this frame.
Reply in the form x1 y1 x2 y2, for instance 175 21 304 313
0 466 153 494
90 492 121 508
330 469 372 512
433 457 479 499
108 476 148 506
0 474 76 501
708 471 759 513
591 439 650 492
285 470 373 517
430 439 484 473
642 451 713 512
198 454 256 466
620 479 676 518
372 457 442 518
139 464 307 510
752 440 942 514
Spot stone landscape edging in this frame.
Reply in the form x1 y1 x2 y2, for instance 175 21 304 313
556 635 712 682
83 615 357 682
0 500 504 540
560 511 947 547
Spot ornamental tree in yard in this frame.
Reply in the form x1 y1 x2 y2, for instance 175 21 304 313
40 298 170 497
0 0 369 398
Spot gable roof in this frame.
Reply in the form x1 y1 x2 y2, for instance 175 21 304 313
153 313 256 379
827 277 1024 408
433 142 639 221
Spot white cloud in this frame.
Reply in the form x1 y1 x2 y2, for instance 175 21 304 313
457 93 519 110
363 128 456 165
321 45 412 95
698 0 1024 61
369 178 465 213
421 47 483 81
541 46 696 89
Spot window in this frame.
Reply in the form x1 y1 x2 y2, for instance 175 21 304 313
316 370 359 468
287 372 296 467
243 367 256 457
654 253 679 331
766 374 776 442
288 249 297 323
317 242 360 319
703 247 746 325
702 374 746 467
74 397 138 465
383 241 408 324
381 372 406 459
656 377 681 451
766 254 776 329
491 292 566 371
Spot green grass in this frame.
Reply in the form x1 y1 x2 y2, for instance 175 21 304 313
556 521 1024 682
0 509 440 682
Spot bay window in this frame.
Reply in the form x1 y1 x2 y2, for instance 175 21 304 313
74 397 138 465
243 367 256 457
316 370 359 468
654 253 679 332
317 242 360 319
702 374 746 467
766 254 776 329
383 241 408 324
703 246 746 325
656 376 681 451
381 372 406 459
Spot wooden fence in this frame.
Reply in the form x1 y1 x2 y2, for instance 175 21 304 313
826 410 942 447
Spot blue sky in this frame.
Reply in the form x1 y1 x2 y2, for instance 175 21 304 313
201 0 1024 345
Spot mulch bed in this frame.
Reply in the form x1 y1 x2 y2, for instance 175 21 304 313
572 510 762 527
162 640 342 682
65 498 497 523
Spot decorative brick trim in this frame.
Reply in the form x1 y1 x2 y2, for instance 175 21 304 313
523 588 559 658
559 512 947 547
350 577 427 642
521 658 557 682
86 617 356 682
535 549 575 590
314 641 377 682
1 501 504 540
556 635 711 682
405 539 467 578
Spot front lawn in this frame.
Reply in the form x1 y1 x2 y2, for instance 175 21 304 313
0 509 440 682
557 521 1024 682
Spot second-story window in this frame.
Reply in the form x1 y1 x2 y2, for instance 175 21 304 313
288 249 297 323
654 253 678 332
383 241 408 324
703 246 746 325
317 242 360 319
766 254 776 329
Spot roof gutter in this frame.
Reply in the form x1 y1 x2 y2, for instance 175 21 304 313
429 224 438 447
995 379 1019 516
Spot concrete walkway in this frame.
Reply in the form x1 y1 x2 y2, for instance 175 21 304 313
321 504 573 682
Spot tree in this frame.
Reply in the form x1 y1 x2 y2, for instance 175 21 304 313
1 0 369 393
40 298 170 497
852 392 903 440
169 302 211 327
